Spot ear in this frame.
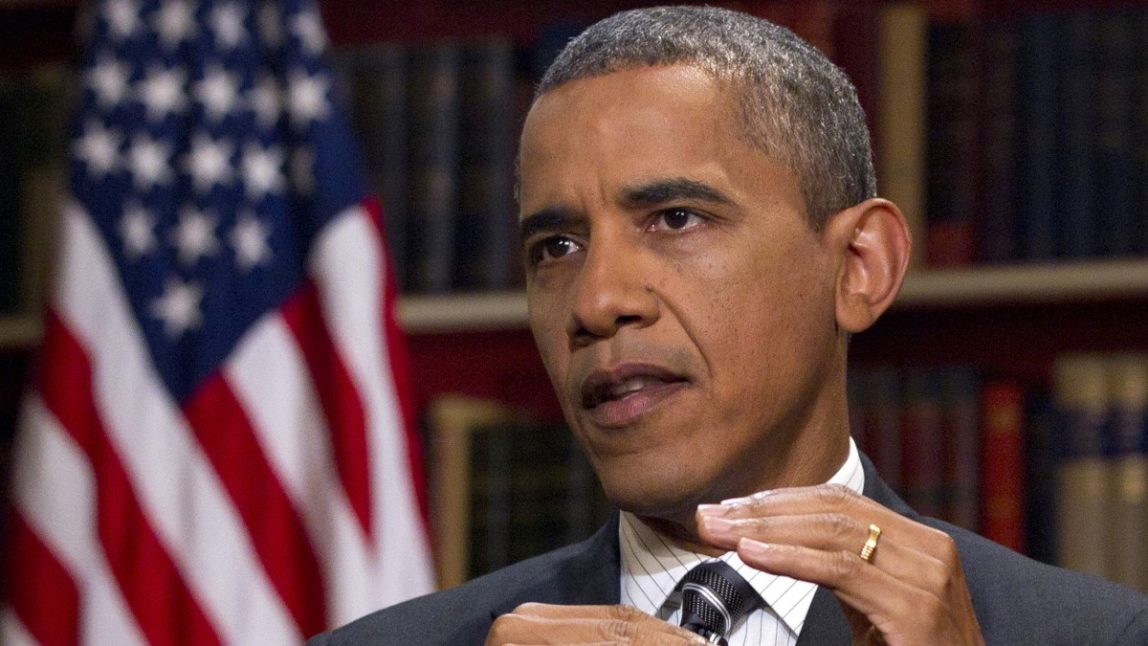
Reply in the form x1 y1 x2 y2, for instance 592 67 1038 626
823 198 911 334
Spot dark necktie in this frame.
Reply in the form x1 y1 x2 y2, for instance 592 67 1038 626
676 560 764 645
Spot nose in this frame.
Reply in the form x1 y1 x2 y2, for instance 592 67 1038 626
567 234 659 344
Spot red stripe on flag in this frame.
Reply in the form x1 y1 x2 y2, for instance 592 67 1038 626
36 311 222 646
280 283 373 537
4 510 81 646
183 373 328 637
364 197 430 529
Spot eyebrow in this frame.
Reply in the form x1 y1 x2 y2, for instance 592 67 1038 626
620 177 733 208
519 206 581 243
517 178 732 242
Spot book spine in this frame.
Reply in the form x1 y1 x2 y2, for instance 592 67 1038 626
979 379 1025 552
902 369 945 518
406 42 461 294
877 3 928 268
1093 9 1137 258
1015 12 1059 261
1054 10 1098 260
941 367 980 532
925 22 978 267
1132 8 1148 255
1024 384 1059 564
975 20 1020 264
1105 355 1148 594
1053 355 1110 578
456 40 516 291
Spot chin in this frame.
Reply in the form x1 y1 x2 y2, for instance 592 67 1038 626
595 460 707 522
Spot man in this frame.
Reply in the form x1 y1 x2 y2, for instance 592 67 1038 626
311 6 1148 645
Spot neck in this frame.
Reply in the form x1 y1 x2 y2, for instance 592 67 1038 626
635 434 852 553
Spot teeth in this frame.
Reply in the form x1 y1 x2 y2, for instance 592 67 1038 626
607 376 659 399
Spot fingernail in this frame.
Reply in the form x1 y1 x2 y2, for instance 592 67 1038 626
738 538 774 560
697 503 729 517
721 490 774 505
702 515 734 534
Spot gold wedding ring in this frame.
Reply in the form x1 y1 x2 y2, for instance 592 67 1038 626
859 524 882 563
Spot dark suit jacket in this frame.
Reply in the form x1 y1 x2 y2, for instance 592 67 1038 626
309 455 1148 645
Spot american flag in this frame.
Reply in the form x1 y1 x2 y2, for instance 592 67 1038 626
2 0 435 643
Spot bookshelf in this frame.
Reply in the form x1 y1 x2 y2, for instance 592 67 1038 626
2 0 1148 592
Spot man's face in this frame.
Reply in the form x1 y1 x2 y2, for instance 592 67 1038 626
518 65 846 522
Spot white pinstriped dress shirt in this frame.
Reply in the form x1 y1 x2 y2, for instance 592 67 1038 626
619 438 865 645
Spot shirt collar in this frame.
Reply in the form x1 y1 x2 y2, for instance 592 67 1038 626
618 438 865 636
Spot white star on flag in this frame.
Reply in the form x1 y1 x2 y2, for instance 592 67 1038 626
105 0 142 41
171 206 220 266
230 212 273 270
286 68 330 127
289 10 327 54
194 64 240 122
153 0 197 50
120 202 158 260
184 133 234 193
126 133 174 189
210 2 248 50
150 276 204 337
137 65 188 121
241 142 286 198
86 54 131 108
73 119 122 177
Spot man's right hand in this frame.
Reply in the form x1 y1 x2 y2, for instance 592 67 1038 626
485 603 707 645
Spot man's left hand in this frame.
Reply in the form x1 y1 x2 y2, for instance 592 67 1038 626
697 485 984 645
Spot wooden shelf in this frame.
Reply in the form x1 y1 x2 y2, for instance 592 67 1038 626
399 291 528 334
0 315 41 350
5 260 1147 344
399 259 1148 333
898 260 1148 307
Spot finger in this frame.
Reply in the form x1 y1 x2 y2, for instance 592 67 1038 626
699 485 954 559
486 604 706 645
697 512 945 584
736 539 963 641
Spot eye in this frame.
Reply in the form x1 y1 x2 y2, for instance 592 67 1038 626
528 235 582 266
649 208 704 232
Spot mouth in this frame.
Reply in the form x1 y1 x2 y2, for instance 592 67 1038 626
579 363 690 427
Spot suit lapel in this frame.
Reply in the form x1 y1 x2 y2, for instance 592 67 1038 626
488 512 622 621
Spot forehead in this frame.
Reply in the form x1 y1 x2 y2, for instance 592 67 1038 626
519 66 748 196
518 65 804 223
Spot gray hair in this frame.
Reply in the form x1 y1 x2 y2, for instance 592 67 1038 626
537 5 876 229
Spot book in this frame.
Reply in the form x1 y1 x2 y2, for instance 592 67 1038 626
979 379 1025 552
426 395 610 588
975 20 1020 264
901 369 945 518
1092 9 1138 258
1105 355 1148 594
1054 9 1098 260
940 367 980 532
1015 11 1059 261
1136 8 1148 255
925 22 978 267
1023 384 1059 565
406 42 462 294
876 3 928 268
1053 355 1109 579
454 39 516 291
